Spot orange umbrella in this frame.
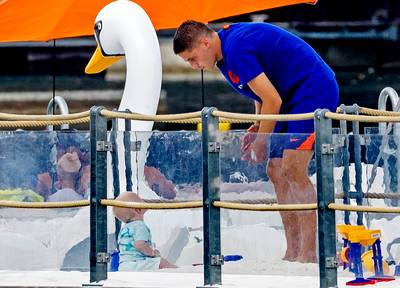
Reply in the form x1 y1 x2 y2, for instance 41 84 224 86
0 0 316 42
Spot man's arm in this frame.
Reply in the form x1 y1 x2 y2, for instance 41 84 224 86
247 72 282 135
254 101 261 127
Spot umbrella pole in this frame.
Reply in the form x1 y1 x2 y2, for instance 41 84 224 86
52 39 56 115
201 69 205 108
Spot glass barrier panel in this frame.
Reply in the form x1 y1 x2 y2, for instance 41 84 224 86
0 131 90 271
219 131 319 276
107 131 203 272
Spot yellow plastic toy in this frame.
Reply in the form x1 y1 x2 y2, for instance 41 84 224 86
362 250 390 275
337 224 365 239
197 122 231 132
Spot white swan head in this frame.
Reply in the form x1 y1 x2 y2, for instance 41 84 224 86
84 0 162 124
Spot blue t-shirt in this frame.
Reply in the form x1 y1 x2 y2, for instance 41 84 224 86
118 220 153 262
217 23 335 107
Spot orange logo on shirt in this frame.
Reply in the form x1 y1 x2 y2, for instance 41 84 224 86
228 70 240 84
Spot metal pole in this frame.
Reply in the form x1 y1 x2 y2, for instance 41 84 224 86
199 107 222 287
201 70 205 108
351 104 364 225
90 106 109 283
339 105 350 225
111 117 121 245
46 96 70 131
111 117 120 198
315 109 338 288
377 87 400 135
124 110 133 192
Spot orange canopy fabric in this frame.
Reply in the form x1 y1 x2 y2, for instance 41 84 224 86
0 0 316 42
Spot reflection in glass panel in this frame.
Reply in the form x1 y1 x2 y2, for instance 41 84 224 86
0 131 90 201
0 131 90 271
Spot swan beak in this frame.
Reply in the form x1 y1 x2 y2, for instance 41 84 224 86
85 46 122 74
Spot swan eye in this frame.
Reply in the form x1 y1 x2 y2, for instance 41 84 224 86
94 21 103 31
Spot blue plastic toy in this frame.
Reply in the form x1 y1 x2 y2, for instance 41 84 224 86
110 250 119 272
337 225 395 286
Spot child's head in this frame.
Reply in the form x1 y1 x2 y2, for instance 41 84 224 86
56 152 81 190
113 192 146 223
57 151 81 180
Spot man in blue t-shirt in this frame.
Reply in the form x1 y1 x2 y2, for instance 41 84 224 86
173 20 339 263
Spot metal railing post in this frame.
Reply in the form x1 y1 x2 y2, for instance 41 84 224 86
110 117 121 247
124 110 133 192
90 106 109 283
46 95 70 131
199 107 222 287
315 109 338 288
351 104 364 225
338 105 351 225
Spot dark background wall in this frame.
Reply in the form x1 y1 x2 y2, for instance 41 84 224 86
0 0 399 131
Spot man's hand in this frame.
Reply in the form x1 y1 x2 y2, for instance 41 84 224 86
241 136 267 164
144 166 177 199
241 123 259 153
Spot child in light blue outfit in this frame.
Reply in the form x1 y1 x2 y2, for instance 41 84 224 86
113 192 177 271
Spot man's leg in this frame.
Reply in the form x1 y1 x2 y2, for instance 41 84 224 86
267 158 300 261
282 149 316 263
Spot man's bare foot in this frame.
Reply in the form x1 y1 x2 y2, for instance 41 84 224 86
282 249 299 262
296 253 317 263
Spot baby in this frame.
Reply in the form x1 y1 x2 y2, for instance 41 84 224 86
113 191 177 271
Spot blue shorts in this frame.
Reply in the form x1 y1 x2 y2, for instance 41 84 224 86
269 133 315 158
269 78 339 158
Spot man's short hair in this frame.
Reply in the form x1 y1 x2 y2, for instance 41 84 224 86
173 20 213 54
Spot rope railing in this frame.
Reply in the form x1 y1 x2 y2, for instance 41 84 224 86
101 199 203 209
100 109 202 123
222 198 277 204
3 105 399 129
336 106 400 117
0 111 90 121
359 107 400 117
325 111 400 123
213 110 314 121
213 201 317 211
2 105 400 127
328 203 400 213
1 193 399 210
336 192 400 200
219 117 253 124
0 117 90 128
0 199 89 209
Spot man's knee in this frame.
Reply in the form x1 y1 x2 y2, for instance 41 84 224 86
267 159 284 182
282 150 312 179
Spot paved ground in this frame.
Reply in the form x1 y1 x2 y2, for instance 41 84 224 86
1 271 399 288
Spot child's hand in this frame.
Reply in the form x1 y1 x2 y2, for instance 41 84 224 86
153 249 161 257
